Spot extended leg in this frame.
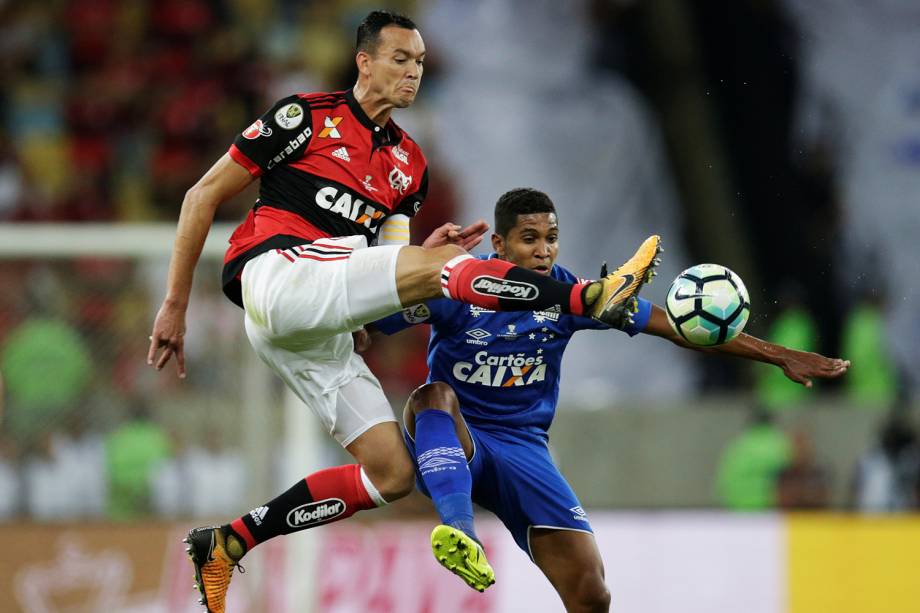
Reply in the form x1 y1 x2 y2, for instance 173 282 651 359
391 235 661 328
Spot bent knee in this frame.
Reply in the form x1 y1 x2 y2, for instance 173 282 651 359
407 382 459 413
370 455 417 501
571 576 611 613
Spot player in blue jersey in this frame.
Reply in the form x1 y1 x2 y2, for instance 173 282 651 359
369 188 850 611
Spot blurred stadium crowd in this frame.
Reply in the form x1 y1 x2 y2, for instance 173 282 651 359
0 0 918 522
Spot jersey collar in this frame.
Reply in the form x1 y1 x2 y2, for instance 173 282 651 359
344 88 401 147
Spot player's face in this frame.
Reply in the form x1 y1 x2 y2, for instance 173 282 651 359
493 213 559 275
365 26 425 108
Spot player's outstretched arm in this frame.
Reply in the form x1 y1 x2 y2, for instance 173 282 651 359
642 304 850 387
148 154 255 377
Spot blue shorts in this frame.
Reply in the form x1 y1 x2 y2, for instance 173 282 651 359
404 423 593 557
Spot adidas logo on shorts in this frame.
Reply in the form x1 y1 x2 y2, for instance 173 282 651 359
331 146 350 162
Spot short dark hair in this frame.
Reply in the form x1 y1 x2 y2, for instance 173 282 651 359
356 10 418 55
494 188 557 236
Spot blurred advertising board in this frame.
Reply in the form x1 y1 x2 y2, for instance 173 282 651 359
2 514 918 612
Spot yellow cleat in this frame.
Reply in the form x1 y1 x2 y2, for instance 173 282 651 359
184 526 244 613
430 525 496 593
588 235 662 329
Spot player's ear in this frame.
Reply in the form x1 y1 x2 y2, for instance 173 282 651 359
356 51 371 76
491 233 504 257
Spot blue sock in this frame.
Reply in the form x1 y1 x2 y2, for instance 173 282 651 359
414 409 478 542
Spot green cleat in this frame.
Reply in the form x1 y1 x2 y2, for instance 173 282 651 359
430 525 496 593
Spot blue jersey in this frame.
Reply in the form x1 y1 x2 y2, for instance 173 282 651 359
374 255 652 434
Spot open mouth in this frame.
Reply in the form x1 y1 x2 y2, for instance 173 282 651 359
532 265 550 275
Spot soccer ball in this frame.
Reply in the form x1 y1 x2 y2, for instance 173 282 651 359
665 264 751 346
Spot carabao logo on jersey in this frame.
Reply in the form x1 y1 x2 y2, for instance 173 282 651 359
452 350 547 388
315 185 384 231
275 103 304 130
318 116 343 138
388 166 412 194
266 125 313 169
242 119 272 140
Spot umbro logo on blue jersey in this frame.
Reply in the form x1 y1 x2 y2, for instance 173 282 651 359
466 328 491 346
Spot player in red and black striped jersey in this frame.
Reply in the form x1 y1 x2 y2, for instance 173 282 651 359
146 11 662 613
221 87 430 307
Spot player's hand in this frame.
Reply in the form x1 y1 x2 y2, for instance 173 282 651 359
779 349 850 387
422 220 489 251
352 327 372 353
147 301 188 378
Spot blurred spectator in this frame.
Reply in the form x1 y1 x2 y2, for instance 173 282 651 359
184 426 246 517
716 409 791 510
22 425 104 520
57 411 108 517
0 317 93 444
0 133 26 220
104 403 171 520
851 411 920 513
776 428 832 509
151 426 246 518
755 292 819 411
0 435 19 520
840 298 898 408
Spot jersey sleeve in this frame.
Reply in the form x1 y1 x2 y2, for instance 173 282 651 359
393 167 428 217
373 298 451 335
229 95 313 177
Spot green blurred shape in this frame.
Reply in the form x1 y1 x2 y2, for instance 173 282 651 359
1 318 93 437
105 420 171 520
716 422 791 510
840 304 897 408
755 307 817 411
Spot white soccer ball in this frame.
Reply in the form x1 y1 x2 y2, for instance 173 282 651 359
665 263 751 346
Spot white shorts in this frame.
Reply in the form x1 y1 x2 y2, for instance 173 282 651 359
240 236 405 446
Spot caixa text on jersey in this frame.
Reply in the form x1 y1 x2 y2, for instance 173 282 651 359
452 351 547 387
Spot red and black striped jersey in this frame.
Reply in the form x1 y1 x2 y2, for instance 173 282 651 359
221 89 429 306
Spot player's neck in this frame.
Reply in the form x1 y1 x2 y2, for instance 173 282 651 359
351 83 393 128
